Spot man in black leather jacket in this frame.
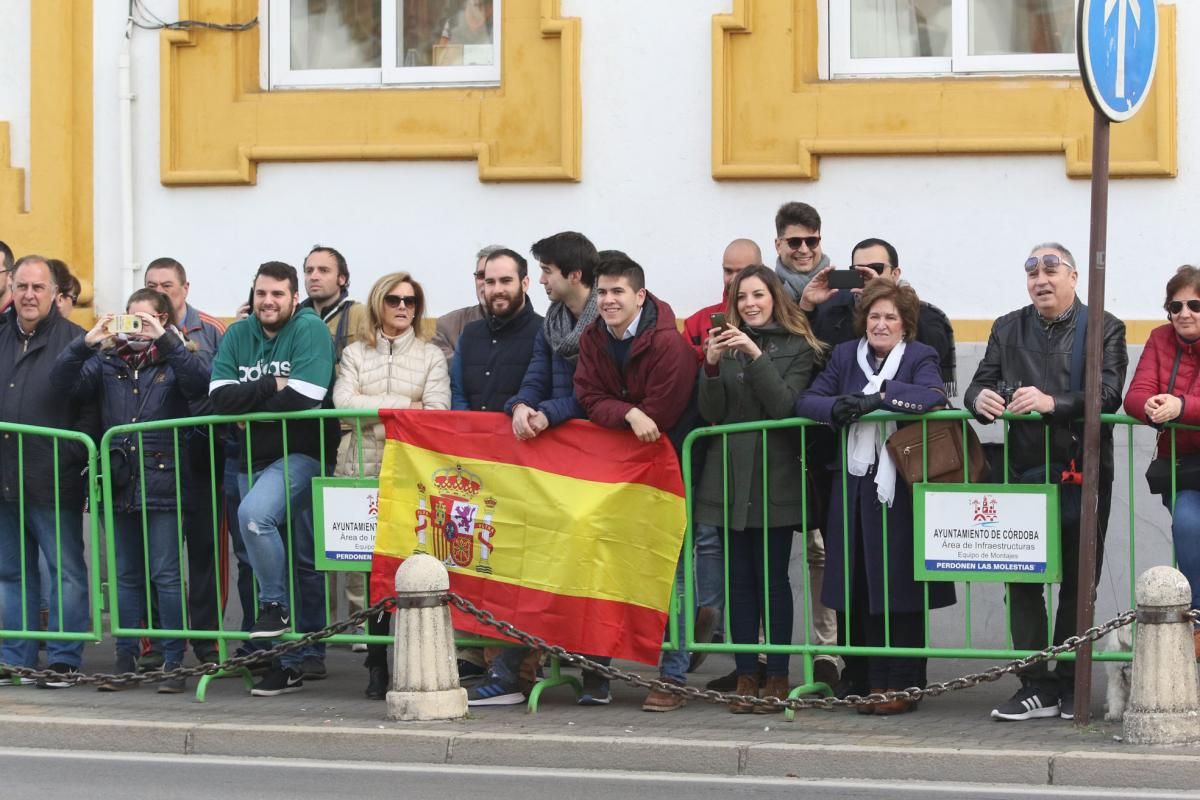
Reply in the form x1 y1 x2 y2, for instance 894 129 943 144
965 242 1128 723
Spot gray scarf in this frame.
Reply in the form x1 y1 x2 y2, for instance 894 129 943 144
774 253 831 302
544 291 599 364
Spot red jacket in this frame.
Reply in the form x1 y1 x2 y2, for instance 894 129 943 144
1124 323 1200 458
681 298 727 360
575 292 698 433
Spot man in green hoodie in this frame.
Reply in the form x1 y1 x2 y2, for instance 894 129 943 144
209 261 338 697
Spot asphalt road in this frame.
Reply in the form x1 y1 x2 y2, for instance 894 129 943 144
4 748 1197 800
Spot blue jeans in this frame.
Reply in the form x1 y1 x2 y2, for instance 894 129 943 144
113 511 185 663
1166 489 1200 622
728 526 793 677
224 455 257 633
237 454 325 668
693 523 724 634
660 554 690 683
0 503 89 668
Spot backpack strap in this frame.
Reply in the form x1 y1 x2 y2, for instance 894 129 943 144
333 300 355 362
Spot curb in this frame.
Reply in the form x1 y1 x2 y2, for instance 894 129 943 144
2 714 1199 789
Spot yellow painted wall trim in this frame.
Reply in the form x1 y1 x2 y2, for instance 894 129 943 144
0 2 93 293
712 1 1177 180
160 0 581 185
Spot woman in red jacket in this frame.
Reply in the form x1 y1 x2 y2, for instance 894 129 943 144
1124 265 1200 658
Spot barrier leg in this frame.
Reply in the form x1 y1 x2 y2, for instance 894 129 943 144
526 655 582 713
784 652 832 722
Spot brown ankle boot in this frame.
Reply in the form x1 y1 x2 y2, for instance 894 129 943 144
730 674 759 714
754 675 789 714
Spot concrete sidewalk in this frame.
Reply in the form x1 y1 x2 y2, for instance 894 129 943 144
1 645 1197 791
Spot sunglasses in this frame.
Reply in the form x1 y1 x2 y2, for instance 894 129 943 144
1024 254 1072 273
853 263 888 275
782 235 821 250
1167 300 1200 315
384 294 418 309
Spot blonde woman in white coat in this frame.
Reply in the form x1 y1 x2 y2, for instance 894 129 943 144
333 271 450 699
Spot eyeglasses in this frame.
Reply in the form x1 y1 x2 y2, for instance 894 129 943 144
782 235 821 250
473 270 486 280
852 263 888 275
1024 254 1072 274
384 294 418 309
64 294 79 304
1167 300 1200 315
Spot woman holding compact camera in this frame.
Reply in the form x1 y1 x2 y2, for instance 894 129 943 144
1124 265 1200 659
50 288 210 692
693 264 822 712
794 280 954 715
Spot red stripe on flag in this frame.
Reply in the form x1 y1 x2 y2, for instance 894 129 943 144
379 409 684 497
371 554 669 665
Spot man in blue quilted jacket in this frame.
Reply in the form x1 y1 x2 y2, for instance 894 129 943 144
505 231 598 440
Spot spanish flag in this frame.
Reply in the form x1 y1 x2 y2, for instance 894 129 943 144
370 410 687 665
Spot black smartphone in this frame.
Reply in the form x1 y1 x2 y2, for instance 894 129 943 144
709 312 727 330
827 269 865 290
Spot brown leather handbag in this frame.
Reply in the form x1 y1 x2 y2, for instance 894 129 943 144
885 419 988 485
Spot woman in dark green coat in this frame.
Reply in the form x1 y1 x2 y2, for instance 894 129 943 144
695 264 823 712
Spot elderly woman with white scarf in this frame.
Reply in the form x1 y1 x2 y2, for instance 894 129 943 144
794 280 955 715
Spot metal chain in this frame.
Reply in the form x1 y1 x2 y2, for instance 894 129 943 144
446 593 1138 711
0 600 393 688
0 593 1148 708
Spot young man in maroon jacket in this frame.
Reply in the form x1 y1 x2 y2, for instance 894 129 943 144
574 252 701 712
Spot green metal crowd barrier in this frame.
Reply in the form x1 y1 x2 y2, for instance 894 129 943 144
677 409 1170 719
0 421 103 656
6 407 1183 711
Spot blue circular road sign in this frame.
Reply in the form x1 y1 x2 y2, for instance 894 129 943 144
1078 0 1159 123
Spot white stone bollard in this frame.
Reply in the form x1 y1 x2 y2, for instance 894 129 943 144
1123 566 1200 745
386 554 468 721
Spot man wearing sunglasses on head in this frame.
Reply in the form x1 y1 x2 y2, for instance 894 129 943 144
773 202 831 302
432 244 506 361
965 242 1127 724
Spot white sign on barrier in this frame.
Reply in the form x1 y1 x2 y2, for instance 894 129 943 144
313 478 379 572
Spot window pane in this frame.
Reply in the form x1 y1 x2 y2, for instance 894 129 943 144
397 0 496 68
969 0 1076 56
850 0 951 59
290 0 381 70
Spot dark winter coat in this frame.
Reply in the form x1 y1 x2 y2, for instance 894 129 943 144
0 306 96 509
450 300 542 412
694 325 817 531
504 326 585 426
964 298 1127 477
794 338 955 614
50 331 210 512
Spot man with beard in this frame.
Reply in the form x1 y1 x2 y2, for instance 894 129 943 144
432 244 505 361
209 261 338 697
450 248 542 412
299 245 369 362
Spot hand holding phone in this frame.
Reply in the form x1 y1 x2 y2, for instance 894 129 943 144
709 312 727 330
826 269 865 291
112 314 143 334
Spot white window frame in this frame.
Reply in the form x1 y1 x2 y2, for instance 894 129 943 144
266 0 501 90
828 0 1079 79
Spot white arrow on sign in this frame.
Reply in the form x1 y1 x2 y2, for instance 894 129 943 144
1104 0 1142 99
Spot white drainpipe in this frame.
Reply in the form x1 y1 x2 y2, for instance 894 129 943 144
118 24 137 302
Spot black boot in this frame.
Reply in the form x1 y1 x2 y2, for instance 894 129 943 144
365 665 389 700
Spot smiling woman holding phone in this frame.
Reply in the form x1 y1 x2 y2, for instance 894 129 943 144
693 264 824 712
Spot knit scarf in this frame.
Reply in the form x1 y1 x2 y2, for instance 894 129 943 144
543 291 599 364
847 337 905 508
774 253 831 302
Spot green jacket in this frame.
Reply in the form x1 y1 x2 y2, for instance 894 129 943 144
694 326 816 531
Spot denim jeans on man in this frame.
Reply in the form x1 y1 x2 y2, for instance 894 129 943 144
693 523 724 634
113 510 185 664
1165 489 1200 620
0 502 89 668
237 454 326 668
660 553 690 683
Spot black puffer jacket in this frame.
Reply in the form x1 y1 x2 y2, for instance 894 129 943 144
0 306 98 508
964 299 1128 476
451 300 542 412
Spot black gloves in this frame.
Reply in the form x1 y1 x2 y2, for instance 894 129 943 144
830 392 883 429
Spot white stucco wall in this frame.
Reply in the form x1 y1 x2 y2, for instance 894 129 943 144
73 0 1196 326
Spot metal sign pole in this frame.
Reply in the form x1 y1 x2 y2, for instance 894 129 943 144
1074 111 1110 727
